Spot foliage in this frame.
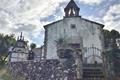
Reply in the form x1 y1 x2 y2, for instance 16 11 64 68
0 33 16 65
103 30 111 39
55 38 64 44
110 30 120 39
104 29 120 74
103 29 120 40
103 29 120 48
30 43 36 49
55 37 67 45
1 68 12 80
0 67 26 80
106 49 120 73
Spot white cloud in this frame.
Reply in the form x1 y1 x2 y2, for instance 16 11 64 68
109 4 120 14
79 0 103 5
86 16 103 23
103 4 120 32
0 0 67 47
1 0 118 47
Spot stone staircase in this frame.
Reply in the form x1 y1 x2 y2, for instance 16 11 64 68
83 64 105 80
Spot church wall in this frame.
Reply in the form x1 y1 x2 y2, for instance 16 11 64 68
45 17 104 63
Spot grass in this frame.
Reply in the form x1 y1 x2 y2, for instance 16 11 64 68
1 70 12 80
0 67 26 80
0 64 12 80
0 62 26 80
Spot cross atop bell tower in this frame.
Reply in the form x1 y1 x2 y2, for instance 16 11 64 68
64 0 80 17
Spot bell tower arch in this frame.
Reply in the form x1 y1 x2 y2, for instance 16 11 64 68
64 0 80 17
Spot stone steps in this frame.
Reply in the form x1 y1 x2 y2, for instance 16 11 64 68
83 64 105 80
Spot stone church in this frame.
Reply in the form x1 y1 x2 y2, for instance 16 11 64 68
9 32 29 62
9 33 44 62
8 0 109 80
44 0 104 64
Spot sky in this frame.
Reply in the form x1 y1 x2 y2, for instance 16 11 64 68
0 0 120 47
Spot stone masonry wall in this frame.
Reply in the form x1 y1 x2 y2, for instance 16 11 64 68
8 60 78 80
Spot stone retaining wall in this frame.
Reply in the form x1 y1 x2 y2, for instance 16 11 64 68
8 59 78 80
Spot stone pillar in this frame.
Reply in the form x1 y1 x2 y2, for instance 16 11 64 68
74 49 83 80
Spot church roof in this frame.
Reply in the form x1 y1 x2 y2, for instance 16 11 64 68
44 0 104 28
65 0 79 10
83 18 104 28
44 19 63 28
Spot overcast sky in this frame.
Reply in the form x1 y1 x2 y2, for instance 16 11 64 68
0 0 120 47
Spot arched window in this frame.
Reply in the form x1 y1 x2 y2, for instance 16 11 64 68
68 8 76 16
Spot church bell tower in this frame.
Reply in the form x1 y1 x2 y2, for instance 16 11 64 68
64 0 80 17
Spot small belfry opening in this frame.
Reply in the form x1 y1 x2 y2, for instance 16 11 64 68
64 0 80 17
68 8 76 16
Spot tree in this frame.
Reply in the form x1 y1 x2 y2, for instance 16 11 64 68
103 30 111 39
103 29 120 48
30 43 36 50
103 30 111 48
110 30 120 49
0 34 16 65
110 30 120 39
103 29 120 40
104 29 120 77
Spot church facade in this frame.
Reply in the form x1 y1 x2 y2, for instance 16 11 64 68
9 33 29 62
44 0 104 64
8 0 110 80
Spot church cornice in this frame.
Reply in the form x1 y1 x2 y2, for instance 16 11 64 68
44 19 63 29
43 17 104 29
82 18 104 28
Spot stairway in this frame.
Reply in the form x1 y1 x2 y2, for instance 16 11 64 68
83 64 105 80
